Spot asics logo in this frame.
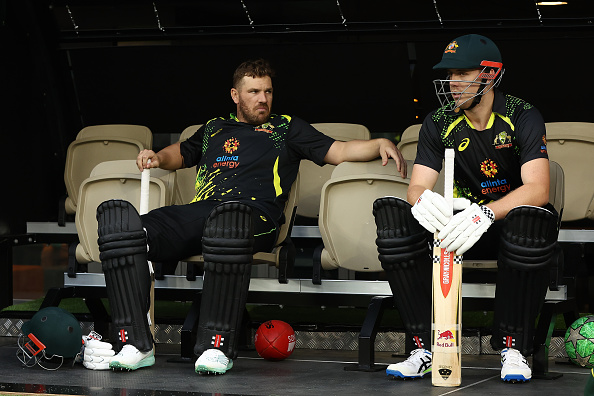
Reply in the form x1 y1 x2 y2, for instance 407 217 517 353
458 138 470 151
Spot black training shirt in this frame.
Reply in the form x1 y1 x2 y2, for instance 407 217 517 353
180 114 335 224
415 90 548 204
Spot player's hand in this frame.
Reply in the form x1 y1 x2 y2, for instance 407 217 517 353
80 332 115 370
137 149 159 171
411 190 451 233
378 140 407 178
438 203 495 255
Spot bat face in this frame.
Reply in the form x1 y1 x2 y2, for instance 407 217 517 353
432 148 462 387
432 238 462 386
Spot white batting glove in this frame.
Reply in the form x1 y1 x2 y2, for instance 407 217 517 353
411 190 469 233
81 332 115 370
438 203 495 255
411 190 450 233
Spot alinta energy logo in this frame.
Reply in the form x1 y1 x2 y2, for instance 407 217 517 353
540 135 548 154
214 138 240 169
480 159 511 195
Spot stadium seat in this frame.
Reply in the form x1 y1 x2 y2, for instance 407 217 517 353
62 125 153 217
317 159 414 272
76 124 153 149
397 124 421 161
297 123 371 221
73 160 175 266
545 122 594 222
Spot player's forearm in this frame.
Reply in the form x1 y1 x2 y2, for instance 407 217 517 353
485 183 549 221
407 184 426 206
325 139 385 164
155 142 184 170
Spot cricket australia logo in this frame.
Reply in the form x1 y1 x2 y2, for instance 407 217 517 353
493 131 512 149
255 122 274 134
445 41 459 53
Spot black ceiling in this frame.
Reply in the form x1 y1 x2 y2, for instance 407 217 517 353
48 0 594 42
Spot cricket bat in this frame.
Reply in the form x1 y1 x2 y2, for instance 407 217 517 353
431 148 462 387
140 161 156 339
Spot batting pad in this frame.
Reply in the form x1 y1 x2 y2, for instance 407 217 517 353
491 205 559 355
97 199 153 353
194 202 254 360
373 197 433 348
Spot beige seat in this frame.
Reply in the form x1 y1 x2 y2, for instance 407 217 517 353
63 125 153 215
182 173 300 282
318 159 413 271
397 124 421 161
297 123 371 220
76 124 153 149
317 159 564 273
74 160 175 265
545 122 594 222
172 125 203 205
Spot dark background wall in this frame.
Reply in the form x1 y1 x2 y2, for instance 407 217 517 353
2 0 593 230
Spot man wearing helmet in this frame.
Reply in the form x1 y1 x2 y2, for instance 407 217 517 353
373 34 558 383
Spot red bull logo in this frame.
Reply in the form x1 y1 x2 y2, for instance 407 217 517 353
438 330 454 340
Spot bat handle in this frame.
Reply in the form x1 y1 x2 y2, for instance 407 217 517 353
140 159 150 215
444 149 455 215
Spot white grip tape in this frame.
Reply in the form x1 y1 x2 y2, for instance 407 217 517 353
140 159 150 216
444 149 455 216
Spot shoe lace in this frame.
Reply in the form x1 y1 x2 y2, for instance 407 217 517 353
503 349 527 367
407 348 430 362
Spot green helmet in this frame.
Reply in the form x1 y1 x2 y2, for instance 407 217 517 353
18 307 82 369
432 34 505 112
433 34 502 70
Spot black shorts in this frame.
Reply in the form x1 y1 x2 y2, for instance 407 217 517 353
141 201 278 262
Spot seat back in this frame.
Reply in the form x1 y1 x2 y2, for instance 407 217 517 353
548 160 564 218
173 125 203 205
297 123 371 220
75 160 174 264
64 125 153 215
397 124 421 161
318 159 413 271
76 124 153 149
545 122 594 221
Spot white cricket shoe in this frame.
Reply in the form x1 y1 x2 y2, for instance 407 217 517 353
500 348 531 382
386 348 432 379
109 345 155 371
195 349 233 375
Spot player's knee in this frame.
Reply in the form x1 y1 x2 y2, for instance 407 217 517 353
498 205 559 271
373 197 430 271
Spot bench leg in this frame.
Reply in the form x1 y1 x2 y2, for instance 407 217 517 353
532 299 578 379
168 292 201 363
344 295 392 372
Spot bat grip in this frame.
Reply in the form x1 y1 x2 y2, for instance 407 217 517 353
444 149 455 216
140 159 150 215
